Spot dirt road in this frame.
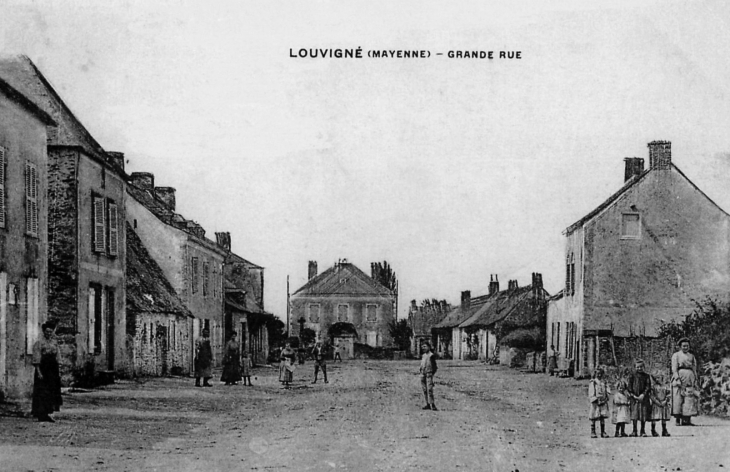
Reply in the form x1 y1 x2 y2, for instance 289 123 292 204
0 360 728 471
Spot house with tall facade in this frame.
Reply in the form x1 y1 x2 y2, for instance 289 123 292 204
407 298 451 357
547 141 730 377
0 75 54 403
0 55 129 383
290 260 396 354
125 172 228 371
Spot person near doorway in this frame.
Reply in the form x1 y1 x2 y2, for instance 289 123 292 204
194 328 214 387
334 342 342 362
221 331 242 386
547 344 558 376
311 341 328 384
419 342 438 411
31 322 63 422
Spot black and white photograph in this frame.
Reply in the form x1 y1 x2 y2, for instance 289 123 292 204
0 1 729 470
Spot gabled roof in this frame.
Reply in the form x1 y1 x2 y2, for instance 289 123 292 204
459 285 547 329
228 251 263 270
0 55 116 167
292 262 393 297
0 77 55 125
433 294 492 329
126 223 192 317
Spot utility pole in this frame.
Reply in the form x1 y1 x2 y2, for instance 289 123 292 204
286 275 290 338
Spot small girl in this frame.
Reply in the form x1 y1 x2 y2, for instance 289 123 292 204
241 351 253 386
650 374 671 437
589 366 610 438
682 385 700 417
612 369 631 437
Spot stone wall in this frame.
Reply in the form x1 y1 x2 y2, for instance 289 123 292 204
128 313 192 377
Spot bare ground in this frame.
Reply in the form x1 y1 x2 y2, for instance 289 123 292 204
0 360 728 471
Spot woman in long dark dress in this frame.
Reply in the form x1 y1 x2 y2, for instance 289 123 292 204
221 331 242 385
32 322 62 422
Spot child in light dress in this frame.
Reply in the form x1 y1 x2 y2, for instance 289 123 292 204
612 368 631 437
681 385 700 417
589 366 610 438
241 351 253 386
650 374 671 437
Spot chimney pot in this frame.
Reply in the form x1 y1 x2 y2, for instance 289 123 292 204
623 157 645 182
130 172 154 190
648 140 672 170
308 261 318 280
154 187 176 211
107 151 125 171
461 290 471 312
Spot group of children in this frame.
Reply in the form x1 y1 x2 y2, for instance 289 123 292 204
588 359 699 439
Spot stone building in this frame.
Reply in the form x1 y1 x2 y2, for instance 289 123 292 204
0 76 54 402
125 172 228 370
407 299 451 357
0 55 128 383
126 223 193 376
222 242 270 366
432 290 491 360
290 260 396 351
547 141 730 377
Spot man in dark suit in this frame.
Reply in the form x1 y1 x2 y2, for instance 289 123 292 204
311 341 329 384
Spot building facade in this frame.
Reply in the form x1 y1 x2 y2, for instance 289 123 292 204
290 260 396 350
547 141 730 377
0 77 54 402
407 298 451 357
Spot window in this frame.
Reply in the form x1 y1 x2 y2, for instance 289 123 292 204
309 304 320 322
565 253 575 296
108 202 119 256
0 147 6 228
366 304 377 322
203 262 210 297
191 257 199 294
621 213 641 239
25 162 39 237
92 196 106 253
337 304 348 322
25 278 39 354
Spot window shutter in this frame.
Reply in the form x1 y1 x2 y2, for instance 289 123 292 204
191 257 199 294
203 262 209 297
108 203 119 256
93 197 105 253
31 165 38 236
0 148 5 228
88 288 96 352
25 278 39 355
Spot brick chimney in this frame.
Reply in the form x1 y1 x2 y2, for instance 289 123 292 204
461 290 471 312
532 272 544 301
130 172 154 190
308 261 318 280
107 151 125 171
508 280 518 291
648 140 671 170
624 157 645 182
489 274 500 295
155 187 176 210
215 232 231 251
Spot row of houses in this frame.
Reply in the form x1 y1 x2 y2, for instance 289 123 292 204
0 55 271 404
410 141 730 378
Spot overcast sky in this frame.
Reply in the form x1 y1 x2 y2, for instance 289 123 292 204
3 0 730 321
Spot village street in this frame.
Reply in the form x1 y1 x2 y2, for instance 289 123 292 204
0 360 728 472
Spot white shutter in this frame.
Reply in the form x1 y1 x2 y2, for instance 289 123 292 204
88 287 96 352
26 278 39 355
93 198 106 253
0 273 7 386
0 148 5 228
30 165 38 236
108 203 119 256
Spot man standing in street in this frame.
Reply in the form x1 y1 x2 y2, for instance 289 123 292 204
419 342 438 411
311 341 328 384
195 328 214 387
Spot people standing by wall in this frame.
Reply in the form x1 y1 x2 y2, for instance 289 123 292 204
221 331 242 386
419 342 438 411
588 366 610 438
311 341 328 384
334 342 342 362
671 338 699 426
31 322 63 423
612 368 631 437
195 328 214 387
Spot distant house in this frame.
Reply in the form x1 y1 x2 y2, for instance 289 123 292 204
458 273 548 366
407 299 451 357
432 290 492 360
0 55 129 383
548 141 730 377
126 223 193 377
290 260 396 353
125 172 228 370
0 75 54 402
223 247 270 366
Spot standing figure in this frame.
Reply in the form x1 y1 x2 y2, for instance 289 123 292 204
279 342 296 388
419 342 438 411
241 351 253 386
650 374 672 437
612 368 631 437
194 328 214 387
31 322 63 423
220 331 242 386
588 366 610 438
334 342 342 362
547 344 559 376
628 359 652 437
297 346 306 365
311 341 328 384
671 338 698 426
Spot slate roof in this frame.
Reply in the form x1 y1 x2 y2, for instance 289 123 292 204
433 294 492 329
292 262 393 297
228 251 263 270
0 55 117 167
126 223 192 317
459 285 548 329
0 77 56 125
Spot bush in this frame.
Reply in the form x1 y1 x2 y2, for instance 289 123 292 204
658 297 730 362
